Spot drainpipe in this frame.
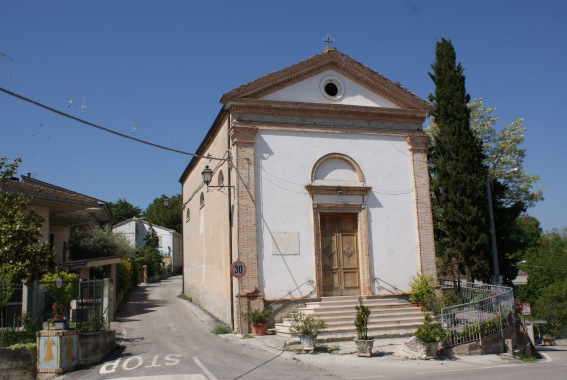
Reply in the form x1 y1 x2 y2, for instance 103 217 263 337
227 113 234 331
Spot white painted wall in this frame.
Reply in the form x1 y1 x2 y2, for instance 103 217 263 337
261 70 400 108
255 130 419 299
113 219 182 271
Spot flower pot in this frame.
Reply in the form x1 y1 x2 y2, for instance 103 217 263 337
53 314 64 321
299 334 317 351
251 323 268 336
424 342 438 359
354 338 374 357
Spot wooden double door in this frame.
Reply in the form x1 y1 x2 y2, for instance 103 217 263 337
320 213 360 296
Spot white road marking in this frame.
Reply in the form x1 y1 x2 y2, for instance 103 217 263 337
415 363 517 375
109 376 207 380
193 357 218 380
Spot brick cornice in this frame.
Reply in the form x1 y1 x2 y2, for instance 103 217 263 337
229 125 257 145
407 134 431 152
227 99 428 124
233 119 427 139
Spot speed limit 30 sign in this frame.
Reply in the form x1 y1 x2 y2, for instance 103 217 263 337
230 261 246 278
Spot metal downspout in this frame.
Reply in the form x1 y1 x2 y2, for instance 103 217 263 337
227 113 234 331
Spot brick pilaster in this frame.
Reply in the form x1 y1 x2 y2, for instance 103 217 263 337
407 134 437 280
230 125 261 332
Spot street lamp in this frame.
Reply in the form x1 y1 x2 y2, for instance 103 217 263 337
201 166 214 186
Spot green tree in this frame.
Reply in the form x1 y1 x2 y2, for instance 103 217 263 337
469 99 543 208
0 158 54 308
427 98 544 284
108 198 142 224
144 194 182 234
518 228 567 304
428 38 489 282
533 279 567 340
69 225 136 260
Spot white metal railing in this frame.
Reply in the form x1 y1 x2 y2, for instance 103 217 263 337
438 280 515 347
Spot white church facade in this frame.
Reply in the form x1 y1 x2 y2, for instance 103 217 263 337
179 48 436 329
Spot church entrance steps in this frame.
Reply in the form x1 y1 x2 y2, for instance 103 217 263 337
274 296 427 339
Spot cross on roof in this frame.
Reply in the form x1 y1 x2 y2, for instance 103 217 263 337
322 33 335 48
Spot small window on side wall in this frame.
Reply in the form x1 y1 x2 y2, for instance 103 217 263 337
218 170 224 187
200 192 205 209
186 208 190 222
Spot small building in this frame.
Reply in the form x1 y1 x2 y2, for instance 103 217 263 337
179 48 437 329
0 175 119 322
112 217 182 273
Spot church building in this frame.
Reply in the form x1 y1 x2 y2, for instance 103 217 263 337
179 48 436 330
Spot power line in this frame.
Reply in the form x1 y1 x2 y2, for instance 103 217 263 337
0 86 222 160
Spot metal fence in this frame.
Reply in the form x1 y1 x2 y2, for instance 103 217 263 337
438 280 515 347
1 278 110 333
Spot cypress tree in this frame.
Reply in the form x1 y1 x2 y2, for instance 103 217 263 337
428 38 489 282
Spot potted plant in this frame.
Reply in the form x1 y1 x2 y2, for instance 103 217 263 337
243 307 272 336
409 273 434 307
52 303 65 321
288 311 327 351
40 271 79 322
414 314 446 359
354 297 374 357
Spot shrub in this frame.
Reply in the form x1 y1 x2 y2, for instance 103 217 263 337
289 311 327 336
354 297 371 340
409 273 435 303
415 314 446 344
243 307 272 325
425 289 463 314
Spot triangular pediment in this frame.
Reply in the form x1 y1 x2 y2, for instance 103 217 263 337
221 49 432 111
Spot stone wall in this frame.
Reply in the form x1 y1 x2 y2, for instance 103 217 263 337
0 330 115 379
78 330 116 366
447 325 517 356
0 347 36 380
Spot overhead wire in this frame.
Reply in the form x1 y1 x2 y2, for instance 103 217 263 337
0 86 224 161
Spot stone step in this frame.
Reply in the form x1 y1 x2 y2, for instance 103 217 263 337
275 324 420 339
298 305 422 316
281 314 424 326
274 295 427 339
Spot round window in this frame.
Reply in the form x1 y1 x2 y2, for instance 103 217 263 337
320 76 344 100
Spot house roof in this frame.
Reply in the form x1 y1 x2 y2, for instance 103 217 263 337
0 175 112 224
112 217 181 237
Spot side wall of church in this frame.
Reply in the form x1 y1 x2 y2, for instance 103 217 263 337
181 118 234 325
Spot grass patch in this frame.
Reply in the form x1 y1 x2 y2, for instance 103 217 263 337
177 294 193 302
242 334 253 339
517 355 539 362
213 326 232 335
8 343 36 350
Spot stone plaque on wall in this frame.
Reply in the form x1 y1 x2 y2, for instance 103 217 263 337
271 232 300 255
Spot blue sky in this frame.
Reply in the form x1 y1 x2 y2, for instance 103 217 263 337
1 0 565 232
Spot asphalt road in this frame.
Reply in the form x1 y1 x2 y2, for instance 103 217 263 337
61 276 336 380
60 276 567 380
